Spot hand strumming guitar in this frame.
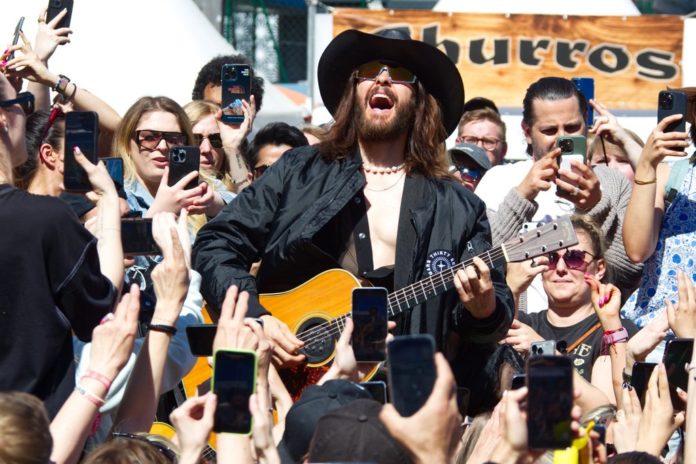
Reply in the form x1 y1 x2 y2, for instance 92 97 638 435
259 314 305 367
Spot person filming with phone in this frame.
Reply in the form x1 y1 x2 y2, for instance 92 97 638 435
476 76 642 313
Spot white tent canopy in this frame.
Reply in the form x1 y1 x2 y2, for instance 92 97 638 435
0 0 304 128
433 0 640 15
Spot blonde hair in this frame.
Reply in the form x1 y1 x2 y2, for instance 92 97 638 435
82 435 178 464
0 392 53 464
112 96 194 185
183 100 234 191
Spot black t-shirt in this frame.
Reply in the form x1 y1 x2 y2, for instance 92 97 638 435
519 310 638 381
0 185 116 418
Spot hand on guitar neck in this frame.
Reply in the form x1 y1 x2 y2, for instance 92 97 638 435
453 256 496 319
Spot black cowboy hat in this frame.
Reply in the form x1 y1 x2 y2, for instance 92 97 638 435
318 28 465 140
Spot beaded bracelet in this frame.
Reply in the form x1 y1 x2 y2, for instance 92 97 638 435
76 384 105 407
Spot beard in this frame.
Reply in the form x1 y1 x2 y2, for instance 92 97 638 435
355 88 415 142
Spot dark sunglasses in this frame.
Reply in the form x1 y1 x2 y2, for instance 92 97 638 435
547 249 595 272
254 164 270 178
111 432 177 461
193 132 223 149
135 130 186 150
452 164 484 181
0 92 35 115
355 60 417 84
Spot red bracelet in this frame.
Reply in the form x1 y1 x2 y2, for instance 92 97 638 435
76 384 105 407
81 369 112 391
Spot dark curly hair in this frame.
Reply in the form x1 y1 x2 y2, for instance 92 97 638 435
192 54 265 111
245 122 308 168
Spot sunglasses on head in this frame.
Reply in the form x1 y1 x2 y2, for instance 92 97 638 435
111 432 177 461
355 60 417 84
135 130 186 150
547 249 595 272
0 91 35 115
193 133 223 149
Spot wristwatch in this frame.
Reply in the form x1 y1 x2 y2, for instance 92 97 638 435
603 327 628 346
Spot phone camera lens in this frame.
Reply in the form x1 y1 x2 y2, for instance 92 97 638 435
559 139 574 153
660 93 674 110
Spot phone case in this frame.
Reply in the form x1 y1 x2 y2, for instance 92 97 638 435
630 361 656 407
64 111 99 192
212 349 258 435
221 64 251 124
168 146 200 190
387 335 436 417
556 135 587 172
103 157 124 188
351 287 388 362
185 324 218 357
46 0 73 29
657 91 687 133
663 338 693 409
572 77 594 126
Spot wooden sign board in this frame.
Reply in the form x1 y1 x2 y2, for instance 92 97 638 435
333 9 684 110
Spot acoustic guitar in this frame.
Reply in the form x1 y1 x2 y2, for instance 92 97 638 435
262 216 578 398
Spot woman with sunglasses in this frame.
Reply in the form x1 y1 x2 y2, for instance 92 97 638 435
504 215 638 403
183 99 253 198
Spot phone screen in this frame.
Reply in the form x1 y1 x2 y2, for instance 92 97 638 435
387 335 436 417
186 324 218 357
103 157 124 188
351 287 388 362
121 218 159 256
527 355 573 449
213 350 257 434
64 111 99 192
630 362 657 408
221 64 251 124
168 146 200 190
663 338 693 409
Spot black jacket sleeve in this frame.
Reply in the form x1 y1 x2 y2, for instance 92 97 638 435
450 195 514 343
192 153 292 318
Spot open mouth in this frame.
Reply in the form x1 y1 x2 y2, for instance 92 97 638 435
368 93 394 111
152 157 169 168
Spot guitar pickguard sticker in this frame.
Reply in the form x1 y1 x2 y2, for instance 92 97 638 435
425 250 456 276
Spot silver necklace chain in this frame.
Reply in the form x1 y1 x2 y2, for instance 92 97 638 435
364 171 406 192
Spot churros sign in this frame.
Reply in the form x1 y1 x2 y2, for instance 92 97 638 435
333 9 684 110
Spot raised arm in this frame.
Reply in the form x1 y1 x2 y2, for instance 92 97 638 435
624 115 689 262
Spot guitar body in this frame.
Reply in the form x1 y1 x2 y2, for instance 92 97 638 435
260 269 372 399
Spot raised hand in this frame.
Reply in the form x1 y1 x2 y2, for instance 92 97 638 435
506 256 549 300
639 115 690 169
585 275 622 331
213 286 259 353
34 7 72 62
666 271 696 339
147 167 208 216
555 160 602 211
4 32 56 86
151 213 190 324
612 386 642 453
169 393 217 464
503 319 544 356
516 147 561 201
72 147 118 200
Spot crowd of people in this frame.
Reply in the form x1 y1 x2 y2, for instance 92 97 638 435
1 5 696 464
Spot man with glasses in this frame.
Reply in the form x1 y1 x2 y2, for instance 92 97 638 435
456 107 507 166
447 142 491 192
193 30 513 376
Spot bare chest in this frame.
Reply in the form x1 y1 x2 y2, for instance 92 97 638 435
363 177 405 269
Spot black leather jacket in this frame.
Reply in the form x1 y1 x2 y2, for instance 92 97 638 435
192 146 513 350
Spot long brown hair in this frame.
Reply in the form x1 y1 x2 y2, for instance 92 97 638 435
319 78 449 178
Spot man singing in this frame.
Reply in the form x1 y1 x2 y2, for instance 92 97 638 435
193 29 513 367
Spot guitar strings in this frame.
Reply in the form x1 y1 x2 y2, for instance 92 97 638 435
296 232 565 347
297 245 511 346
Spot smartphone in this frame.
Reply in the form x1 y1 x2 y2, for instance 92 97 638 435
64 111 99 192
212 349 257 434
221 64 251 124
572 77 595 127
186 324 218 357
121 218 159 256
662 338 693 410
387 335 436 417
103 157 124 188
7 17 25 61
630 361 657 408
530 340 556 357
526 355 573 450
46 0 73 29
457 387 470 417
360 381 387 404
511 373 526 390
168 146 200 190
657 90 687 133
556 135 587 172
351 287 388 362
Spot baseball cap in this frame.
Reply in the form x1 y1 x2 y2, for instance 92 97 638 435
447 143 492 172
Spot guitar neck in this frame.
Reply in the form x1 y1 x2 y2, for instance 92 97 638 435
386 243 507 317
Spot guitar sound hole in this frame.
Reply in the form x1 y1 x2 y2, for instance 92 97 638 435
298 317 336 365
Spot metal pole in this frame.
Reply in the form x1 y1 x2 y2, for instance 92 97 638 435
306 0 317 116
